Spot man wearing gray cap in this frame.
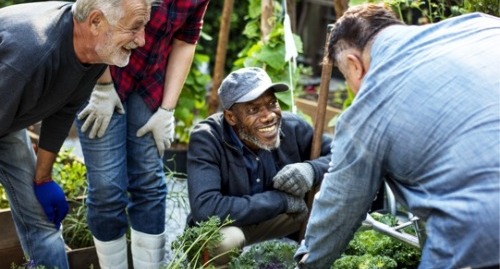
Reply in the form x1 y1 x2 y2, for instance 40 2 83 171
186 67 333 266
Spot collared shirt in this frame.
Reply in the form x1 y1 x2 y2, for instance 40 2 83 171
110 0 209 111
298 13 500 269
228 126 276 194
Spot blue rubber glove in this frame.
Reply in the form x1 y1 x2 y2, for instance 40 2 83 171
34 180 69 230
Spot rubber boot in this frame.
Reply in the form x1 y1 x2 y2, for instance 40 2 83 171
93 234 128 269
131 228 166 269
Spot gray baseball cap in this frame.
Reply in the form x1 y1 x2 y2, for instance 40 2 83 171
218 67 289 110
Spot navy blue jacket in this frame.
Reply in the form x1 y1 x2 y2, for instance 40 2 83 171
187 112 333 226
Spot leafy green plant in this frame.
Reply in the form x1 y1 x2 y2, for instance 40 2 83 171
0 184 8 209
228 239 298 269
169 216 235 269
387 0 465 24
62 198 93 250
233 0 308 111
334 213 421 269
52 147 87 200
463 0 499 16
0 147 87 209
333 254 398 269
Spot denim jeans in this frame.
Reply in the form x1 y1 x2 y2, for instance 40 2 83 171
76 92 167 241
0 130 69 269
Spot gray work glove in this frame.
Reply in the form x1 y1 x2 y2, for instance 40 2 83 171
136 107 175 156
273 163 314 197
78 83 124 139
285 193 308 214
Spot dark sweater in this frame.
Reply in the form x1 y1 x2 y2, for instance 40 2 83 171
187 112 333 226
0 2 106 152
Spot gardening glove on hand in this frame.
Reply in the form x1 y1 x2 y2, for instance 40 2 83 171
77 83 125 139
285 193 308 214
273 163 314 197
34 180 69 230
136 107 175 156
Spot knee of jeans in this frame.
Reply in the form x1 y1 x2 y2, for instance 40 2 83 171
87 176 127 204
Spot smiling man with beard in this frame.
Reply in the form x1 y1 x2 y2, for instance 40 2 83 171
186 67 333 267
0 0 154 268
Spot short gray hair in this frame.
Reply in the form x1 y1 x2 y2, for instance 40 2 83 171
72 0 160 25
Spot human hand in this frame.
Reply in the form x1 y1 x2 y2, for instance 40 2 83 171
285 193 308 214
136 107 175 156
77 83 125 139
34 180 69 230
273 163 314 197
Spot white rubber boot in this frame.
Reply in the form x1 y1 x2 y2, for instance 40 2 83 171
93 234 128 269
131 228 166 269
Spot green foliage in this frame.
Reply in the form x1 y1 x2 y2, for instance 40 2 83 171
386 0 466 24
0 147 87 209
197 1 248 74
387 0 499 25
62 198 93 249
463 0 499 16
228 240 298 269
0 182 8 209
335 213 421 269
233 0 308 111
174 53 211 144
52 147 87 199
169 216 235 269
333 254 398 269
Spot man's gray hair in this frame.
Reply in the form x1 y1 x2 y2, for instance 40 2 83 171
72 0 160 24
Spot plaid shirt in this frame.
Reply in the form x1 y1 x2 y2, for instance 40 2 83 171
110 0 209 111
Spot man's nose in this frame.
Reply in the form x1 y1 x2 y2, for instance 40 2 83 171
134 27 146 47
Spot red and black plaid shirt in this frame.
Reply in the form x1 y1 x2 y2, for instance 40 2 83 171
110 0 209 111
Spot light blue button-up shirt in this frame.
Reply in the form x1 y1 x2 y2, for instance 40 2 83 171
297 13 500 268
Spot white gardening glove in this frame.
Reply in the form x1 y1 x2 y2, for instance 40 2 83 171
273 163 314 197
77 83 124 138
136 107 175 156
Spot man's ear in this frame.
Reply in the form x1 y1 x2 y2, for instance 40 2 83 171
87 10 106 35
224 110 237 126
346 54 365 81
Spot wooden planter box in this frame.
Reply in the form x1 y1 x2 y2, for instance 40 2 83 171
0 208 25 268
0 208 102 269
295 97 341 134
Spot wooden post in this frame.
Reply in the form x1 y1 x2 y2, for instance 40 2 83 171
286 0 296 32
208 0 234 115
333 0 349 20
299 24 335 241
261 0 274 42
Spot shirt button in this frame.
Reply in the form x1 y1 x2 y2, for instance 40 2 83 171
256 178 261 183
256 157 260 161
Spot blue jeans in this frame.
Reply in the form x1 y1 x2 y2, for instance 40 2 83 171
76 92 167 241
0 130 69 269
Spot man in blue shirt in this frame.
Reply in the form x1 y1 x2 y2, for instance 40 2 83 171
296 3 500 268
